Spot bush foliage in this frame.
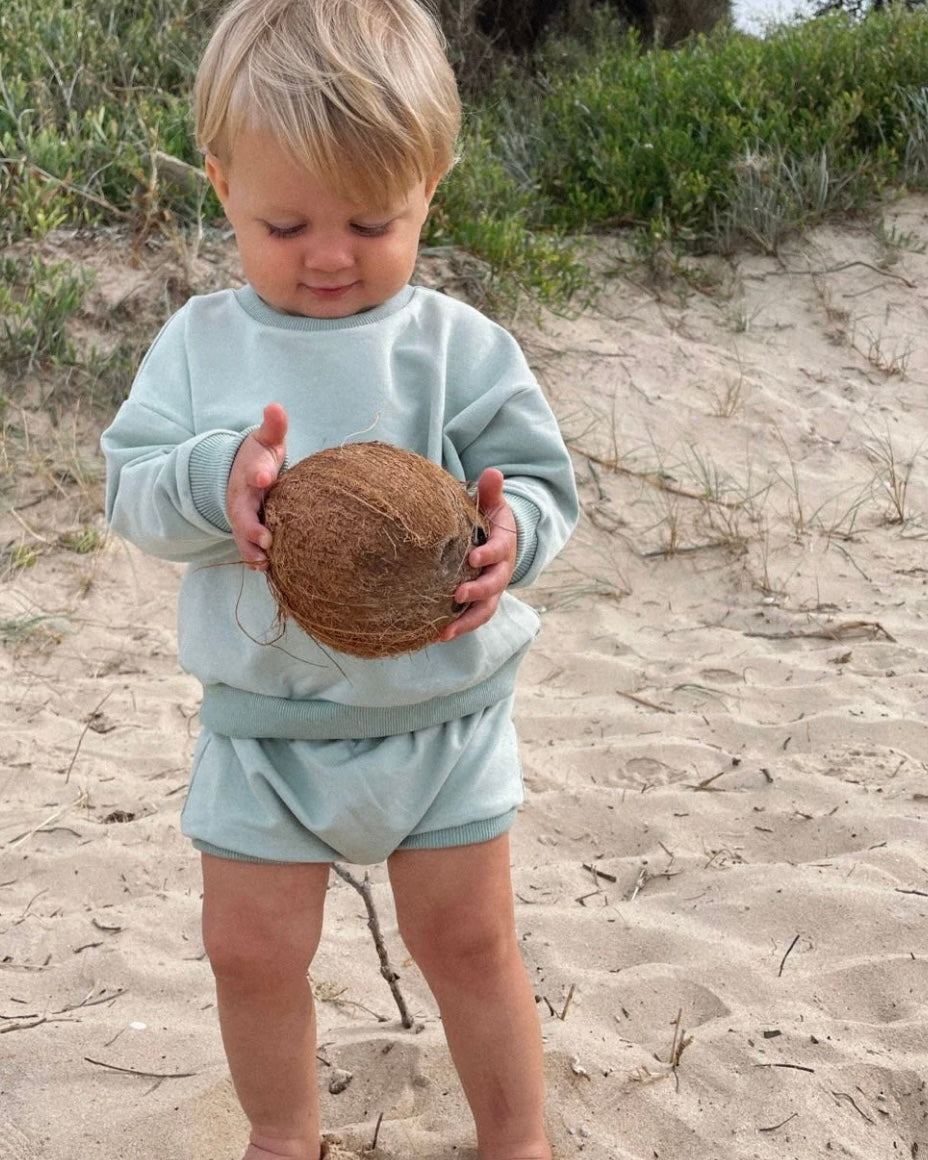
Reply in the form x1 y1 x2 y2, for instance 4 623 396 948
1 0 927 297
438 5 928 245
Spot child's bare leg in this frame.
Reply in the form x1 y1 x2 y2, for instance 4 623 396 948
201 854 331 1160
388 835 551 1160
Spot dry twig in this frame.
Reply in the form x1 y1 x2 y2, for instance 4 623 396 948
754 1062 815 1074
690 768 736 792
331 864 417 1029
778 934 801 977
628 864 648 902
831 1090 874 1123
759 1112 799 1133
368 1111 385 1151
84 1056 197 1079
781 260 916 288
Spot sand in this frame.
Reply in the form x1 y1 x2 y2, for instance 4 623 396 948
1 196 927 1160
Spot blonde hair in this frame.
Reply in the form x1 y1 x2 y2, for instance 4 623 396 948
195 0 461 202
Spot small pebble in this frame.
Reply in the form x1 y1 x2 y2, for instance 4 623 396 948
327 1068 353 1095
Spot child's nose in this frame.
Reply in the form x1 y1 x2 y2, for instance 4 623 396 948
304 232 352 271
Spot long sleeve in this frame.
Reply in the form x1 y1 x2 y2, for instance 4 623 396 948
435 310 578 587
102 309 247 564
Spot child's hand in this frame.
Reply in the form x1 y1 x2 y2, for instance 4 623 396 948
440 468 517 642
228 403 288 570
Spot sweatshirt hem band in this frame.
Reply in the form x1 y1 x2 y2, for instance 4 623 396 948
199 646 529 740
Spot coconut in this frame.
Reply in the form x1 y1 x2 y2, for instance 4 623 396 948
263 441 489 658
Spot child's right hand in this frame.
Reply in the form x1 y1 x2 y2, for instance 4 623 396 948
228 402 288 570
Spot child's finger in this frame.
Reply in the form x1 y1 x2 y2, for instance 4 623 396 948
440 594 498 641
236 535 270 569
468 521 515 569
474 466 505 514
249 450 283 491
256 402 289 449
232 530 267 568
229 488 270 551
454 558 507 605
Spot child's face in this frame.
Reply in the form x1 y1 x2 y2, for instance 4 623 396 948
206 129 439 318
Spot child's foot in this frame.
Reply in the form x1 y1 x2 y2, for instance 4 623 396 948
241 1137 320 1160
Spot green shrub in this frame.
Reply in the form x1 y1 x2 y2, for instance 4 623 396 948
0 0 217 241
0 255 92 372
2 0 927 298
473 4 928 249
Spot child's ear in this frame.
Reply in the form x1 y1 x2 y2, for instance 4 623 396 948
424 171 443 205
204 154 230 207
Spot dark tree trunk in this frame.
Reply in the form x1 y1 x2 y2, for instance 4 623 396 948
619 0 657 41
474 0 658 51
475 0 566 52
435 0 731 93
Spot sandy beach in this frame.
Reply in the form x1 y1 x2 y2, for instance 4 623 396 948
2 195 927 1159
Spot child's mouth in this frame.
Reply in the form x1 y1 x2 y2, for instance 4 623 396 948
305 282 357 298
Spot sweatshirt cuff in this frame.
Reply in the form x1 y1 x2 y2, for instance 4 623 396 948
505 492 542 585
188 429 254 532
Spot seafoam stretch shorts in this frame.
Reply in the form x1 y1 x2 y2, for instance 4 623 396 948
180 695 522 865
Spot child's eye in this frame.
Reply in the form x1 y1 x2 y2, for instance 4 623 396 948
352 222 389 237
266 223 305 239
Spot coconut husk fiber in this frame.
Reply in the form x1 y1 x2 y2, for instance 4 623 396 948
263 442 489 658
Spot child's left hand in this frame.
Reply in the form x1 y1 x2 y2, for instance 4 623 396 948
439 468 517 642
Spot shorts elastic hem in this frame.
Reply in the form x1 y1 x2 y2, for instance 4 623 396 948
398 807 518 851
192 840 284 863
190 807 518 865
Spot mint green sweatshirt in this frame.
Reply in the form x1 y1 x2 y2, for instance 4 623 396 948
102 283 578 739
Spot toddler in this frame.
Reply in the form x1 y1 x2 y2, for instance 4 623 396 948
102 1 578 1157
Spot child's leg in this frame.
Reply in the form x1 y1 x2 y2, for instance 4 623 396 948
387 834 550 1160
200 854 331 1160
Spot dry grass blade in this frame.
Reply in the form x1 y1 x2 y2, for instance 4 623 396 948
743 620 896 643
615 688 675 713
574 448 746 510
5 791 89 849
667 1009 693 1091
64 690 114 783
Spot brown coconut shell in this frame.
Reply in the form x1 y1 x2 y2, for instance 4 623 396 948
263 442 489 658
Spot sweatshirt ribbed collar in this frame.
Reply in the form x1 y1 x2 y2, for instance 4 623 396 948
233 284 415 331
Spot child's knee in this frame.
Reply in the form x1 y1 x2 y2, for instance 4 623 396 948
203 906 320 986
400 913 516 981
200 890 320 983
200 856 328 985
